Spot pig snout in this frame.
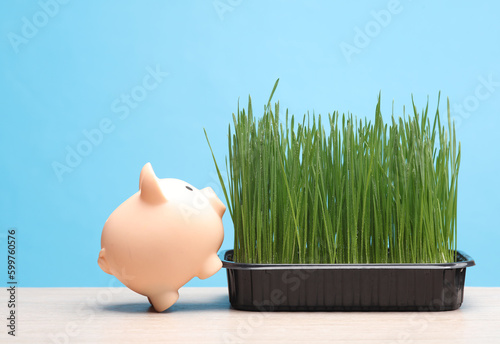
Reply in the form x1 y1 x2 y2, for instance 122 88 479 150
200 187 226 218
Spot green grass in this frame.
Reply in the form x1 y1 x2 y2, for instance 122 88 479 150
205 79 460 264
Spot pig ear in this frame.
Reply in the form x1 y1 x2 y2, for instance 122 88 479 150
139 163 167 204
201 187 226 218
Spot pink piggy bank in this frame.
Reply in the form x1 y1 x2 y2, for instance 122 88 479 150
98 163 225 312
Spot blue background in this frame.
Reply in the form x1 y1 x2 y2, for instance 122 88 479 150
1 0 499 287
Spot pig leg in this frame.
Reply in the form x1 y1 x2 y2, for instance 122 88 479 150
148 290 179 312
197 254 222 279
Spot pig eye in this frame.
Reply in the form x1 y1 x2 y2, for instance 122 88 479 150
185 186 193 191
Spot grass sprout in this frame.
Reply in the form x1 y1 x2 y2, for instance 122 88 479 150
205 80 460 264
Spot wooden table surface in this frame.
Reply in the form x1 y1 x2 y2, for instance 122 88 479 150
4 287 500 343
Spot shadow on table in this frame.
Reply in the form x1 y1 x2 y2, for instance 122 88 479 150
101 294 231 314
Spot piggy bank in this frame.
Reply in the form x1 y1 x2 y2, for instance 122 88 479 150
98 163 225 312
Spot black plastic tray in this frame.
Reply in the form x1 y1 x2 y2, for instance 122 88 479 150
219 249 475 311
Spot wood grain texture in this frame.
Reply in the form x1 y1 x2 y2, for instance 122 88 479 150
3 287 499 343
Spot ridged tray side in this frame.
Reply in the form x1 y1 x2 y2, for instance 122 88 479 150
222 250 472 311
